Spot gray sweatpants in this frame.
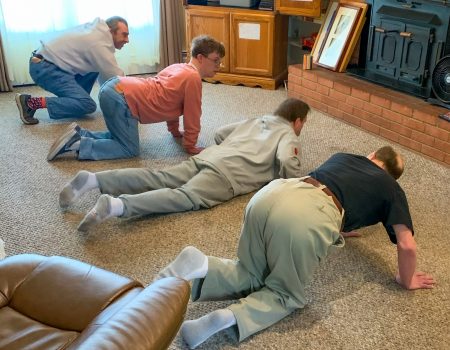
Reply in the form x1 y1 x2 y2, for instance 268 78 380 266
191 178 344 341
95 158 234 217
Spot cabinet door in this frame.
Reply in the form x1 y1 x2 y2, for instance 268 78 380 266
275 0 321 18
186 8 230 72
230 12 274 76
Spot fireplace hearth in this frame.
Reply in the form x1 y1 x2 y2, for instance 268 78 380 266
347 0 450 102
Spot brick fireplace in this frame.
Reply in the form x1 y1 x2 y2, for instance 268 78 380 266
288 64 450 165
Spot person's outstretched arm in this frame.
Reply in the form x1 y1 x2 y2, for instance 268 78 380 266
394 224 435 290
213 121 244 145
91 45 124 85
182 76 203 155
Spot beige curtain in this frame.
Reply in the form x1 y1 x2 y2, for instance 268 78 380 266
159 0 186 71
0 33 12 92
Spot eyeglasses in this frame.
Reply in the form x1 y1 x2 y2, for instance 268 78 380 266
203 55 223 67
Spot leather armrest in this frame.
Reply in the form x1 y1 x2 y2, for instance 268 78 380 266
69 277 191 350
2 254 142 331
0 254 47 308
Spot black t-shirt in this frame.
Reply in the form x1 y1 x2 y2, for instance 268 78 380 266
309 153 413 244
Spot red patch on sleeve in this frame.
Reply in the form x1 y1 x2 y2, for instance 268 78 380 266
294 147 298 155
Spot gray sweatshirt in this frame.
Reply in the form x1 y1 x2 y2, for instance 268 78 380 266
195 115 303 196
37 17 123 85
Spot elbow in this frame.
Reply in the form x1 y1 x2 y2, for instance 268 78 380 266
397 238 416 255
281 161 302 178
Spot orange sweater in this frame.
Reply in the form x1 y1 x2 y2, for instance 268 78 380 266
118 64 202 150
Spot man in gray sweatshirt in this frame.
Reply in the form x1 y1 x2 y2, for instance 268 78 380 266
15 16 129 124
58 98 309 232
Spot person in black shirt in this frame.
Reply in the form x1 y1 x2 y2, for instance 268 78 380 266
157 146 435 349
310 146 411 244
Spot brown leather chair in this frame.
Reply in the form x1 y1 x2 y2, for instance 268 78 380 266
0 254 190 350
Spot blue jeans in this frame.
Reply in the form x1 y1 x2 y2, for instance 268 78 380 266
78 77 140 160
29 58 97 119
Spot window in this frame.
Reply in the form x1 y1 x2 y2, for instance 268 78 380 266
0 0 160 85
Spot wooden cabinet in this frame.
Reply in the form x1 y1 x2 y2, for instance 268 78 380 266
275 0 321 18
185 1 322 89
230 12 279 77
186 6 288 89
186 7 231 71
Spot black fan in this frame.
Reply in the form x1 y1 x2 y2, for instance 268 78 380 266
431 55 450 103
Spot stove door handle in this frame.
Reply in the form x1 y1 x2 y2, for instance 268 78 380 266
374 27 413 38
374 27 397 34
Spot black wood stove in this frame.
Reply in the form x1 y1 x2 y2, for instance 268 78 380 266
347 0 450 101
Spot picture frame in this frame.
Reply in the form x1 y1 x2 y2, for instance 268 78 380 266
311 1 339 64
317 3 362 71
336 0 369 72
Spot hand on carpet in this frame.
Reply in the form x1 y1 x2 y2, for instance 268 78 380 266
171 130 184 138
185 146 205 155
395 272 435 290
341 230 361 238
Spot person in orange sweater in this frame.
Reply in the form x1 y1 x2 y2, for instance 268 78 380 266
47 35 225 161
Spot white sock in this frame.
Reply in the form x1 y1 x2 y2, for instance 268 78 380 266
59 171 98 208
110 196 124 217
181 309 236 349
77 194 122 232
0 238 5 260
157 246 208 281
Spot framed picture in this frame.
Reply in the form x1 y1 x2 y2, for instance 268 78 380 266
336 0 369 72
311 1 339 63
317 3 361 71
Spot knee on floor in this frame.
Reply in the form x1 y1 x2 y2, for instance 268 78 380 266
80 98 97 115
123 144 140 158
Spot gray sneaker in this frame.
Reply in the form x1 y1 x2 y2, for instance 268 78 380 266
47 122 81 161
15 93 39 125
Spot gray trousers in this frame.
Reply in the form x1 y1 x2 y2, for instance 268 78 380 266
191 178 344 341
95 158 234 217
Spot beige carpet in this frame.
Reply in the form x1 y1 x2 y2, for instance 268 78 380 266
1 81 449 349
